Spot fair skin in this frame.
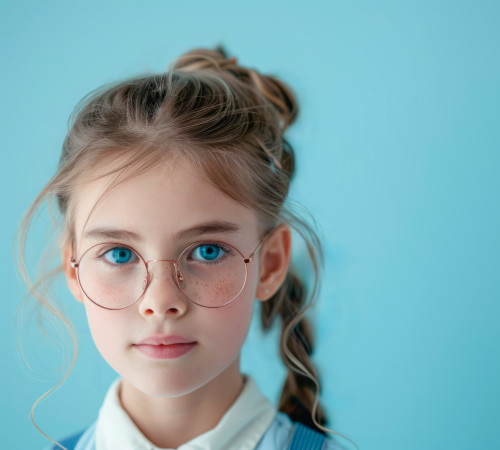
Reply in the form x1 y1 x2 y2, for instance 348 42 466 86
62 158 291 448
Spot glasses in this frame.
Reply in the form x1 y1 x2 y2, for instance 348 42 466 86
70 236 268 310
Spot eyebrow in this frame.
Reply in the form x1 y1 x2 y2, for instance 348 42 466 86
83 228 141 242
176 221 241 239
83 220 241 242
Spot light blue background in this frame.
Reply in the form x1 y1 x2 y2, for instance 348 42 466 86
2 1 499 449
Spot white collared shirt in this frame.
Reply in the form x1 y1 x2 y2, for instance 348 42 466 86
95 375 277 450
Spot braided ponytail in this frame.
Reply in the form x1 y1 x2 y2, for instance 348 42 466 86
261 270 328 432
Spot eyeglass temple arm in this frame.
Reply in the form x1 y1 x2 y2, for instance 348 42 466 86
243 230 274 264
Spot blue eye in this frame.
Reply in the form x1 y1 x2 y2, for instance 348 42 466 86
191 244 225 262
104 247 136 265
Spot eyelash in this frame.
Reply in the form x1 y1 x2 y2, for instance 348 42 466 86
97 244 132 258
97 244 138 269
187 242 231 267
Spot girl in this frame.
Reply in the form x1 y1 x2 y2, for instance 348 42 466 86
18 46 356 450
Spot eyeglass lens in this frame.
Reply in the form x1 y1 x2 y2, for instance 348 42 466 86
76 242 247 309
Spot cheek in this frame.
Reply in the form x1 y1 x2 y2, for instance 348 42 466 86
84 304 128 359
205 282 257 352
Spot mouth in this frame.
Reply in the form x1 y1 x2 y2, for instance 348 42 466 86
133 334 197 359
133 342 197 359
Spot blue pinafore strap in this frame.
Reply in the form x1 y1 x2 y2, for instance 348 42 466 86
287 422 326 449
50 428 86 450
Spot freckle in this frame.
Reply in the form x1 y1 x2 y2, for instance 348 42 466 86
92 276 134 307
190 276 241 306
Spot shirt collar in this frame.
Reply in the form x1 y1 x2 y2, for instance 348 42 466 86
95 375 276 450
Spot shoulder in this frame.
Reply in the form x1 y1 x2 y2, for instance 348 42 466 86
255 411 343 450
44 421 97 450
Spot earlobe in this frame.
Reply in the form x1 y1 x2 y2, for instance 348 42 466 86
61 242 84 303
255 224 292 301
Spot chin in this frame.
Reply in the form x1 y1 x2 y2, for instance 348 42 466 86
126 370 210 399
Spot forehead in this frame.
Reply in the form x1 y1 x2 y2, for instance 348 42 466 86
71 159 259 247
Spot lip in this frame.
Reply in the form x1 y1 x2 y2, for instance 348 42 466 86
135 334 196 346
133 335 197 360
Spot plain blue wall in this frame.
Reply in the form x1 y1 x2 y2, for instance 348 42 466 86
2 0 499 448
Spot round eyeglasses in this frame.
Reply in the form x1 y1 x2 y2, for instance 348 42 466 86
70 238 267 310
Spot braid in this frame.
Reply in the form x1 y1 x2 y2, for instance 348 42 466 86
260 270 328 434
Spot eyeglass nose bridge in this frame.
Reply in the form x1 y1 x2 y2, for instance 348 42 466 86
142 259 185 293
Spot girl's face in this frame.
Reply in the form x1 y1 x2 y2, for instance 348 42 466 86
62 159 290 399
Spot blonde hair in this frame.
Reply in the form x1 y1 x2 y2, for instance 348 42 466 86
17 45 357 449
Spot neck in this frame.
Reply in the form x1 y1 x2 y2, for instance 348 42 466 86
119 361 244 448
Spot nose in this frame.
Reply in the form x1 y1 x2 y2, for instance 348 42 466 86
138 260 189 318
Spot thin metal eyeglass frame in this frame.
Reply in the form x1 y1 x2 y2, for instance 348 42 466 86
70 230 274 310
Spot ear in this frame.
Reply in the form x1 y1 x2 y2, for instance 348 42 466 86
255 224 292 301
61 241 84 303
